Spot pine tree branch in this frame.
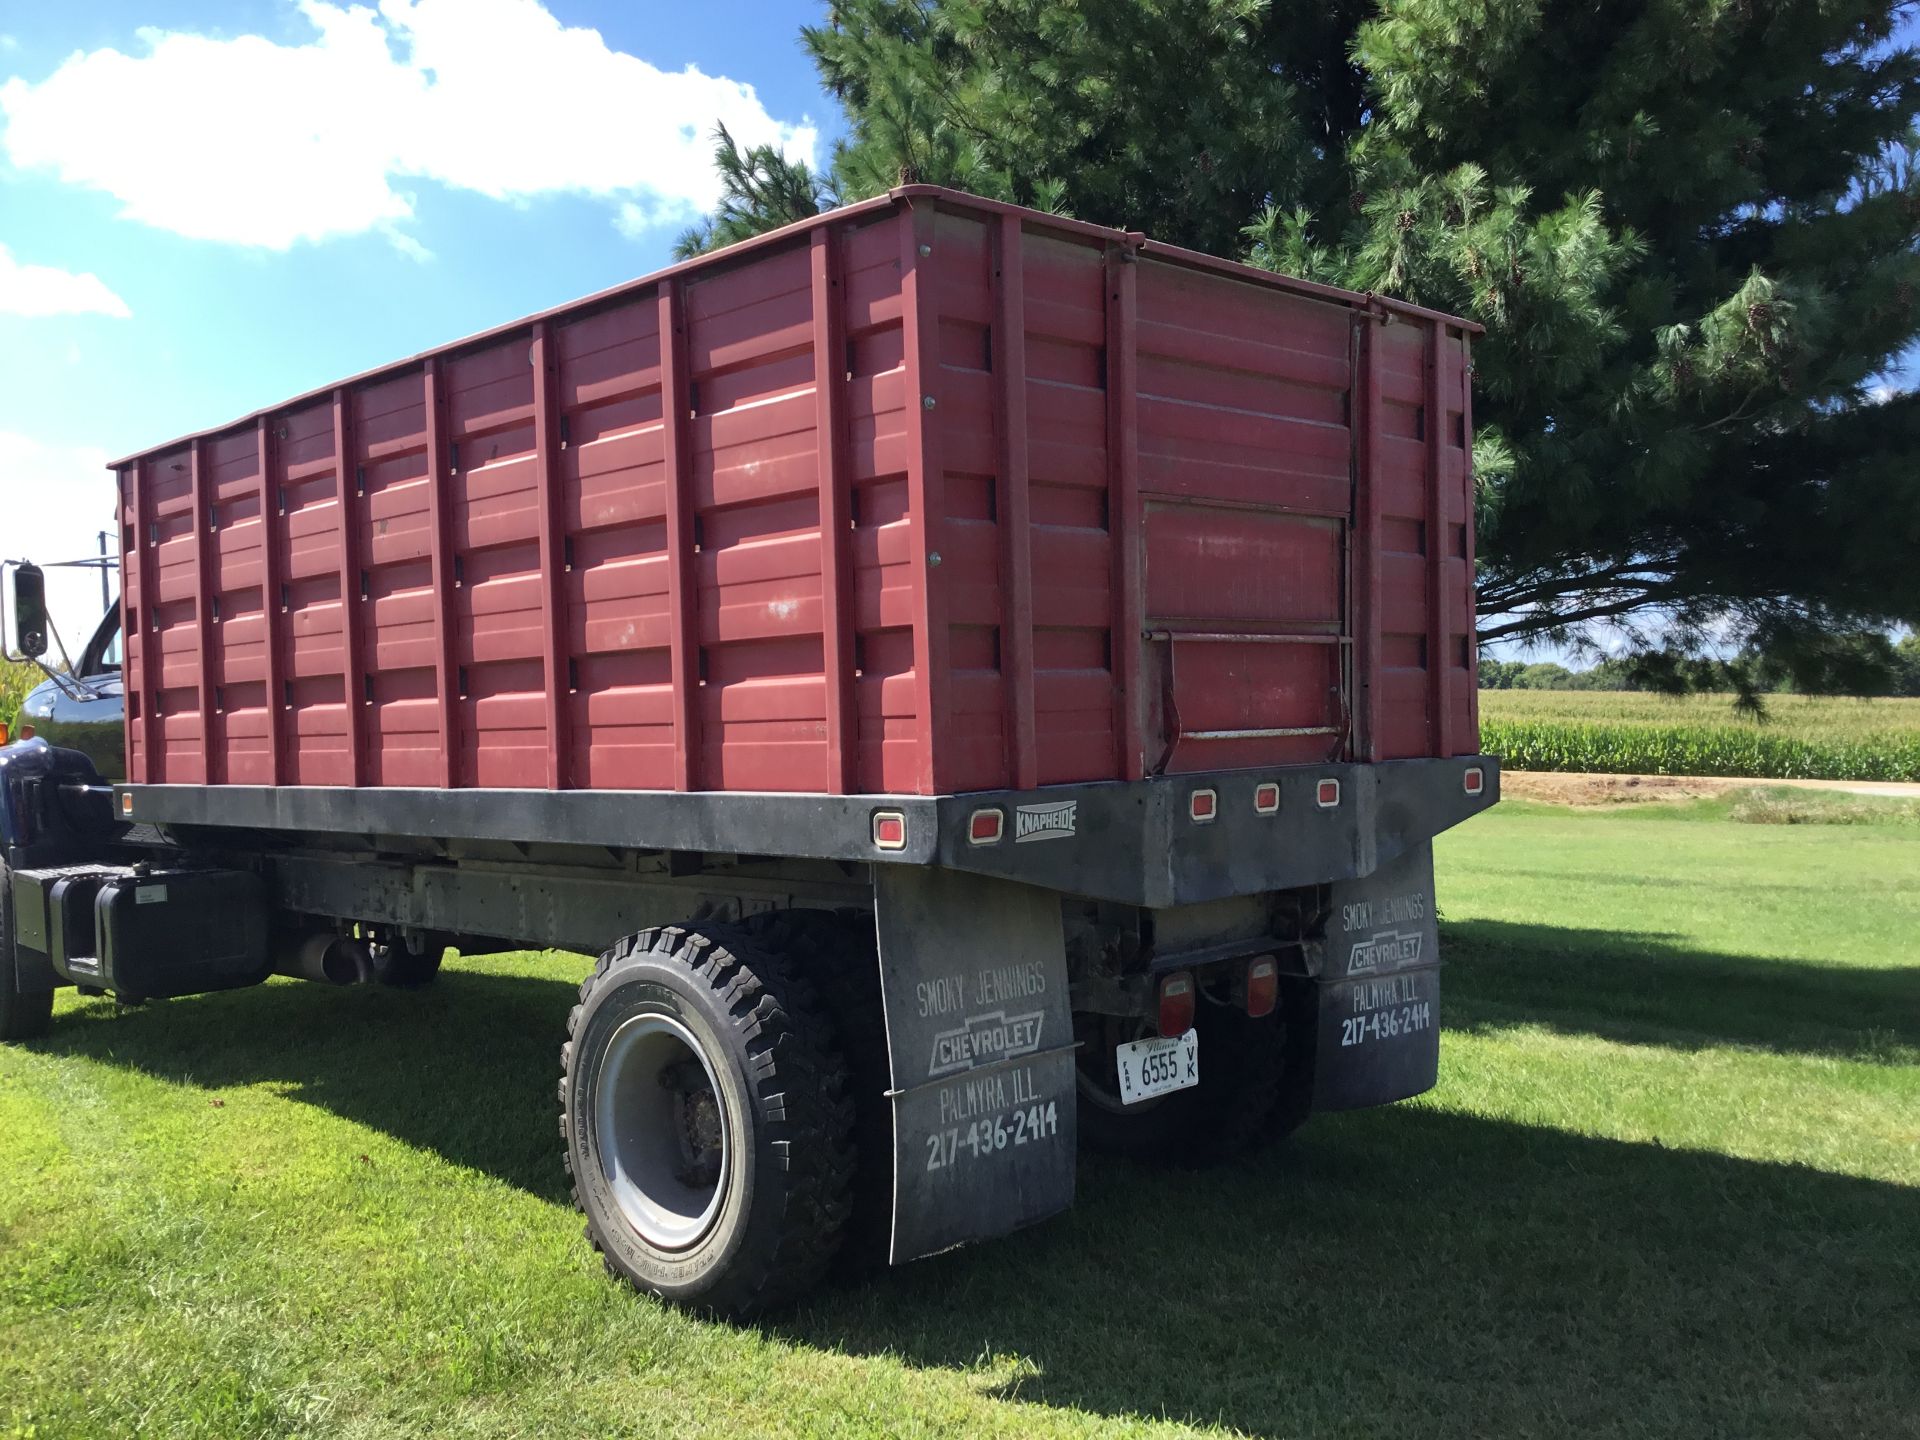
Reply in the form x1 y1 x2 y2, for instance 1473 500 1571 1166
1477 559 1678 611
1477 583 1691 642
1692 391 1768 435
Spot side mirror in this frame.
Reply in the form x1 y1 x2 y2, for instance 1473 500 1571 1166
11 562 47 659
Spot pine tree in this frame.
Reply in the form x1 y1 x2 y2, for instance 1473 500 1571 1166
686 0 1920 675
672 124 828 260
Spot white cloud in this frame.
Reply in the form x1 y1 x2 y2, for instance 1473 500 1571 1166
381 223 434 264
615 195 698 240
0 432 119 645
0 243 131 318
0 0 816 252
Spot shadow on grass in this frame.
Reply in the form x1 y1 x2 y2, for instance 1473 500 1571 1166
1443 918 1920 1060
25 959 1920 1437
33 968 581 1202
789 1109 1918 1437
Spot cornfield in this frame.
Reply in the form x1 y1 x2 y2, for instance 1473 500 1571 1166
1480 692 1920 782
1 657 40 733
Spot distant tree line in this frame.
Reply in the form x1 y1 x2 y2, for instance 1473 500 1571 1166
1482 632 1920 695
1477 657 1646 691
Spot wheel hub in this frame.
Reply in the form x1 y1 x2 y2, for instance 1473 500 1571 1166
594 1014 731 1251
662 1059 725 1189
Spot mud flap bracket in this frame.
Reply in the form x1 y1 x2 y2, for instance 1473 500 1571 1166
872 866 1077 1264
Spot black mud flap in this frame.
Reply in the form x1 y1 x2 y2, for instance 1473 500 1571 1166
1296 840 1442 1112
872 866 1077 1264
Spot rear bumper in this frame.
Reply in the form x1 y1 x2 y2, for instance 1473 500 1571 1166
931 756 1498 906
115 754 1498 908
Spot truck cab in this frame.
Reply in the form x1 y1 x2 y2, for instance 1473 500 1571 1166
12 605 125 782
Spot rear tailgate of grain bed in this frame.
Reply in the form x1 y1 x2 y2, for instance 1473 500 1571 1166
114 187 1478 797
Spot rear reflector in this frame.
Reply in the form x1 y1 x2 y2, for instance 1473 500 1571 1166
872 811 907 850
1316 778 1341 808
1463 766 1485 795
1245 957 1278 1019
1189 788 1217 823
968 807 1004 845
1253 782 1280 815
1157 971 1196 1038
120 793 133 816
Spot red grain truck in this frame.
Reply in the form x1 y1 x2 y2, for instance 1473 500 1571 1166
0 187 1497 1315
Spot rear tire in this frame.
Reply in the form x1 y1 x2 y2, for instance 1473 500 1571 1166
1074 996 1284 1166
0 860 54 1042
739 908 893 1275
368 932 449 988
561 922 854 1317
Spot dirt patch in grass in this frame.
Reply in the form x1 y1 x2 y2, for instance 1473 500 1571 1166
1501 772 1920 822
1500 772 1731 806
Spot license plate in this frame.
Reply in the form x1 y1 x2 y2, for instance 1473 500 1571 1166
1114 1028 1200 1105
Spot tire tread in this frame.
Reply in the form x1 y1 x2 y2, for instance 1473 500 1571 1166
738 908 892 1275
560 919 855 1317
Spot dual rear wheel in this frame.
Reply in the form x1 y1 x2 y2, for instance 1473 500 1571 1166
560 917 873 1317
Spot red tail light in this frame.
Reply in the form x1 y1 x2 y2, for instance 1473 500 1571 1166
1463 766 1485 795
968 807 1004 845
1316 778 1340 808
1189 788 1217 823
1244 957 1278 1019
1253 782 1280 815
17 723 34 741
872 811 907 850
1157 970 1195 1037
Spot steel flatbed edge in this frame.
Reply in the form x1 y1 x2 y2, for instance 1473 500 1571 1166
115 755 1497 910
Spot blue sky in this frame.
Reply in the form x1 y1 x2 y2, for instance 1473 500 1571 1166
0 0 836 637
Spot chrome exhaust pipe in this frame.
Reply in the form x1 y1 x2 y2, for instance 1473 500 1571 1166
273 932 373 986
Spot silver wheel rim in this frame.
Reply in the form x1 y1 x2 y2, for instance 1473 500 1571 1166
594 1012 731 1251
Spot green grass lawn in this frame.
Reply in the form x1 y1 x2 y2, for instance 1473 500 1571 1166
4 799 1917 1438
